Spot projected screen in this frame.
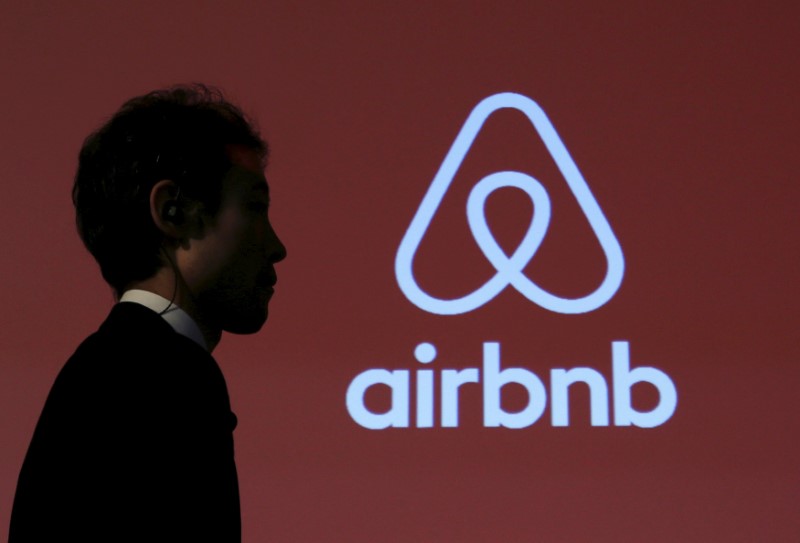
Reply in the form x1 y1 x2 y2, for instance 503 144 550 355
1 3 796 542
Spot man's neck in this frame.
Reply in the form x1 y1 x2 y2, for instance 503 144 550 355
125 271 222 352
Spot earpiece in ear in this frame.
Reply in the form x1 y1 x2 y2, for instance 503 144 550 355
163 201 184 223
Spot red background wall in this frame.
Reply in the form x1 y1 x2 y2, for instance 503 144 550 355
1 2 797 541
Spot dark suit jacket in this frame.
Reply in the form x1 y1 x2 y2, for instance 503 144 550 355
9 302 240 542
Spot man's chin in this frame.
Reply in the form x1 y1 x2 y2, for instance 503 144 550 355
223 310 269 335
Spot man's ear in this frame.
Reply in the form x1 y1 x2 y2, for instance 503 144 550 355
150 180 194 241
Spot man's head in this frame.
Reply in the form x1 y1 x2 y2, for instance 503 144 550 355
73 85 285 336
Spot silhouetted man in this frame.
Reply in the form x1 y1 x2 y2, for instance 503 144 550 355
9 85 286 542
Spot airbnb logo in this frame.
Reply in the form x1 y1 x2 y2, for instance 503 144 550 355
395 92 624 315
346 341 677 429
346 94 677 432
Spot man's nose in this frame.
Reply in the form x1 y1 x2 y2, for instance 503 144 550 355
268 229 287 263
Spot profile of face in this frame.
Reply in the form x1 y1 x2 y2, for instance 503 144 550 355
179 145 286 334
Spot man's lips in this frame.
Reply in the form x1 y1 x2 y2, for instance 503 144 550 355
261 272 277 289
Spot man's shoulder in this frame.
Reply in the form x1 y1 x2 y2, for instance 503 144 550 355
39 302 227 432
91 301 178 345
71 302 203 364
54 303 211 400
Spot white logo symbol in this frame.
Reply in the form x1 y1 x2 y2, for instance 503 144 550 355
395 92 625 315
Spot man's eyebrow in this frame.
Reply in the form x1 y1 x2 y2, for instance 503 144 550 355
250 182 270 200
236 166 269 194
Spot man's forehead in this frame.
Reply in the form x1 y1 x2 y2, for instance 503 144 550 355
224 144 269 194
225 144 266 173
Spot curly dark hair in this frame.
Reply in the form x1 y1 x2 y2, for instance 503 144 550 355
72 84 266 297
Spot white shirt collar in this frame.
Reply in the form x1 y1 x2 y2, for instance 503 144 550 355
119 289 208 351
